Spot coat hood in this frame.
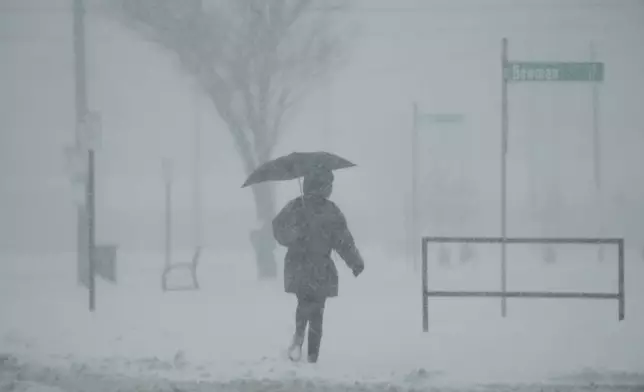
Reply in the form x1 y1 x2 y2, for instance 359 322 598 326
303 169 334 198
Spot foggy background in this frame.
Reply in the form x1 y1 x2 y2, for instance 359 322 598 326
1 0 644 255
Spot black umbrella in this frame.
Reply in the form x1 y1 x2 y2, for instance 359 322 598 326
242 151 356 188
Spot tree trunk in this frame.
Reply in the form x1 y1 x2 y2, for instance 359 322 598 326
228 122 279 280
248 181 278 279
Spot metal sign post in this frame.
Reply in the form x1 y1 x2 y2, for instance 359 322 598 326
192 91 203 249
79 112 101 312
72 0 93 311
501 38 509 318
162 159 174 269
590 42 604 262
66 110 101 312
410 103 419 270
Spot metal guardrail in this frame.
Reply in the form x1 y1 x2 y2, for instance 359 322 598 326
421 236 625 332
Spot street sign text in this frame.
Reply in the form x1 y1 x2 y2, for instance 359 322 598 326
506 62 604 82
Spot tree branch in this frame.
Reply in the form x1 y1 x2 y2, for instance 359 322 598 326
110 0 353 169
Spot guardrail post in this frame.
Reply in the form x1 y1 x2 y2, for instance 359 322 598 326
422 237 429 332
618 239 625 321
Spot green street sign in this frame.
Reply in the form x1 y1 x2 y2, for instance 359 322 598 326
417 113 465 126
506 61 604 82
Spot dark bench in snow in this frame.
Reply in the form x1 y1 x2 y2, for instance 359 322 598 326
161 247 202 292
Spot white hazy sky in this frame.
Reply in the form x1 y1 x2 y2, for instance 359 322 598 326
1 0 643 251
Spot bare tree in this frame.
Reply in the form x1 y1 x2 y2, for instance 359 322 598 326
110 0 351 278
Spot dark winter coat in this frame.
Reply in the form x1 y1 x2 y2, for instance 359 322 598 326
272 194 364 298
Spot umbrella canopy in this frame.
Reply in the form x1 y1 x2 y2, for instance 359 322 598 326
242 151 356 188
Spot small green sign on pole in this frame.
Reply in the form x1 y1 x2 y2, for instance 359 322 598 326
417 113 465 127
506 62 604 82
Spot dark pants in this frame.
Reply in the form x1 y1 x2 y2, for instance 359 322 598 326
294 293 326 362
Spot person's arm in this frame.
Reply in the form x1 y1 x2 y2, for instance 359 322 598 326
329 203 364 276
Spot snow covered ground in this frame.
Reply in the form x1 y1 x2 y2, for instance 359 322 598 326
1 244 643 391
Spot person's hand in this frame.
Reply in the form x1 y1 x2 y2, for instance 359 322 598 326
352 264 364 277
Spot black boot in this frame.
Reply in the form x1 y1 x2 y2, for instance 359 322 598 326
307 330 320 363
288 333 304 361
307 303 325 363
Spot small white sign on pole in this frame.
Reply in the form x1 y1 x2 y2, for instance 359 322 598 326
63 144 87 185
71 182 85 206
162 158 174 184
77 111 102 151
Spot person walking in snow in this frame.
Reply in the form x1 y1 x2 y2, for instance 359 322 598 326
272 168 364 363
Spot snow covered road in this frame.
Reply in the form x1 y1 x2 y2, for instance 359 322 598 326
2 356 644 392
1 246 643 391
